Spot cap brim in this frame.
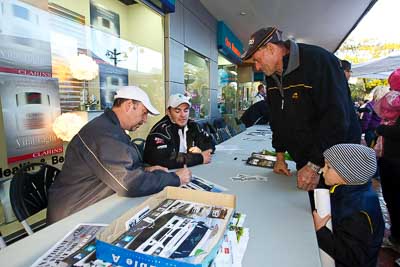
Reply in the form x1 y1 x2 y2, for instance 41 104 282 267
241 48 257 60
143 103 160 116
169 100 191 108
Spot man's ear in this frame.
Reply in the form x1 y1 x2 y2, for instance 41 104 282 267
124 100 134 112
166 107 171 117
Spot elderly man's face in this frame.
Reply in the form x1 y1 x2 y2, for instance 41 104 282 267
168 103 190 127
251 44 281 76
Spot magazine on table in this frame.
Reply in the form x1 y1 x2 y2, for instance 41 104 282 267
31 224 106 267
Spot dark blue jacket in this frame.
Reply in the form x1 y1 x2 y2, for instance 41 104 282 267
316 182 384 267
267 41 361 170
47 109 180 223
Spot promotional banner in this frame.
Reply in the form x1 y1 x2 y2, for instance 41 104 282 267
0 0 52 77
0 73 63 163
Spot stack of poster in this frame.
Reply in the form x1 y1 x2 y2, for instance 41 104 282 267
246 152 276 168
211 212 249 267
246 150 292 169
110 199 229 261
96 187 235 266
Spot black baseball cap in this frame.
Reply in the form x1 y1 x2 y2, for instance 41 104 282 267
241 27 283 60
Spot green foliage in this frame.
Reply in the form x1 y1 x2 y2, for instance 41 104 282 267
336 38 394 100
364 79 389 91
349 82 366 101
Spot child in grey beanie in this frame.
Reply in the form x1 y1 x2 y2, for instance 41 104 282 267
313 144 384 267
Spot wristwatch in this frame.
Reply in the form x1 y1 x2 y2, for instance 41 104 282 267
306 161 323 175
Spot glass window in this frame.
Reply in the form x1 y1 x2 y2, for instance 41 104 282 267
184 49 210 119
0 0 165 138
217 54 237 116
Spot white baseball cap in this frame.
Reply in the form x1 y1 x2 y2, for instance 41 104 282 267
114 86 160 115
167 94 191 108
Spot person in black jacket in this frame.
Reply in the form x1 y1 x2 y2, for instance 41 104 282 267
144 94 214 169
47 86 191 223
313 144 384 267
240 99 269 127
241 27 361 192
375 68 400 253
376 117 400 253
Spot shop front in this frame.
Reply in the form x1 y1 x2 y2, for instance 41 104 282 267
0 0 169 243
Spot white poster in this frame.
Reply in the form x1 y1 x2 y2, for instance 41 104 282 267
0 73 63 163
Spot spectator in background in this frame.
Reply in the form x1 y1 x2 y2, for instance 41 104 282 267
340 60 352 81
340 59 363 146
374 68 400 253
360 86 390 147
254 84 266 103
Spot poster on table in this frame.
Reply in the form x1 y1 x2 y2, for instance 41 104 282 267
90 0 120 37
0 0 52 77
0 73 63 163
99 63 128 109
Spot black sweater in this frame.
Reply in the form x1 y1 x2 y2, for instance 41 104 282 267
375 116 400 159
266 41 361 169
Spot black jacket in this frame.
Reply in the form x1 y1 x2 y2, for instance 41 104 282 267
144 115 214 169
267 41 361 169
240 100 269 127
47 109 180 223
316 182 384 267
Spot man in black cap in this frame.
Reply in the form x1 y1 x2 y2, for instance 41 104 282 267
242 27 361 192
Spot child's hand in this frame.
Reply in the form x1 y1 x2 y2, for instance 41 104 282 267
312 210 331 231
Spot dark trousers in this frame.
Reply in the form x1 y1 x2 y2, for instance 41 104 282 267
379 157 400 240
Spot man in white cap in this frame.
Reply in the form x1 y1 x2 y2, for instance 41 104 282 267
144 93 214 169
47 86 191 223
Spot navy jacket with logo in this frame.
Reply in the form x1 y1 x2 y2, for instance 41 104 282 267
266 41 361 169
316 182 384 267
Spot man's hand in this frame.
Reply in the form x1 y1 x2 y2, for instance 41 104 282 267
201 149 212 164
297 164 320 191
144 165 168 172
312 210 331 231
273 152 291 176
188 146 202 154
175 167 192 185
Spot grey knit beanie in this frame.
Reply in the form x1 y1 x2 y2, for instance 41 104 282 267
323 144 377 185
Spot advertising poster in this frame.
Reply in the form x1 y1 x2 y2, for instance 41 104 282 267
0 73 63 163
0 0 52 77
99 63 128 109
90 0 120 37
